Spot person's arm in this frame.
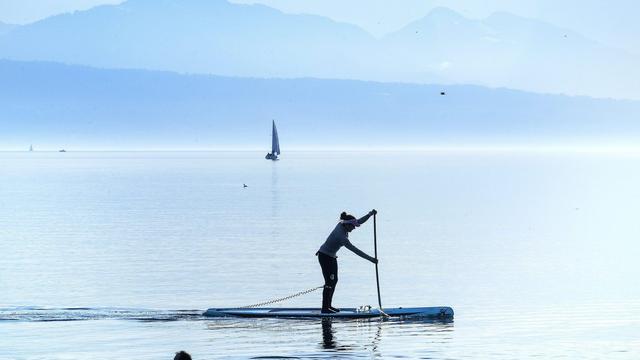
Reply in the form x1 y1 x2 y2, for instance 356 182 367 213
344 241 378 263
356 209 377 225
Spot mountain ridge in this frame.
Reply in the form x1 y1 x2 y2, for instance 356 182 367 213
2 59 638 149
0 1 638 99
0 21 17 35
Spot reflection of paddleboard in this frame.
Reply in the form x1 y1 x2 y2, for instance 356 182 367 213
204 306 453 319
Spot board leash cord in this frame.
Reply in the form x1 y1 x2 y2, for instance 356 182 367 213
238 285 390 318
240 285 324 308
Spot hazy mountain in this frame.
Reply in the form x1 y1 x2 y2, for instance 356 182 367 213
0 1 637 99
0 0 377 79
0 21 17 35
527 1 640 57
382 8 640 99
2 60 639 149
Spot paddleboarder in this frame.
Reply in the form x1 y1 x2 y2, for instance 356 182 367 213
317 210 378 313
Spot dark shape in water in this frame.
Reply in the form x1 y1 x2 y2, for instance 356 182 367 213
174 351 192 360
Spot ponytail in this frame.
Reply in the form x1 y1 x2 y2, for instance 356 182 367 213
340 211 356 221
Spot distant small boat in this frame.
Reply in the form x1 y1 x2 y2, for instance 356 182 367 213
59 149 66 153
29 144 33 152
265 120 280 161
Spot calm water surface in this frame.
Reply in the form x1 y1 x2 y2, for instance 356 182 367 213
1 151 639 359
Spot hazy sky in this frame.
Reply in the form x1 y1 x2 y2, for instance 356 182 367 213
1 0 638 53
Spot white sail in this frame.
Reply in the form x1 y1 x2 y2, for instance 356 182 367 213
271 120 280 155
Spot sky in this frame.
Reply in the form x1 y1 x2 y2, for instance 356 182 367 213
1 0 638 54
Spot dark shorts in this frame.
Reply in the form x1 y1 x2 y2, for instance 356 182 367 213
317 251 338 286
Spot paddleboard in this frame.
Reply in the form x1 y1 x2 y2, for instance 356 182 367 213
203 306 453 319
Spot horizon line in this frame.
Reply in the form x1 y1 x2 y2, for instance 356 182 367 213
4 144 640 154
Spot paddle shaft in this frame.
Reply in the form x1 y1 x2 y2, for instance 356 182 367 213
373 213 383 311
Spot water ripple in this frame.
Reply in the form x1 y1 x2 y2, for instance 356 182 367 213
0 306 203 322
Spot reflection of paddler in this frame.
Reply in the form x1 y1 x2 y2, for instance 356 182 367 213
321 318 335 349
316 210 378 314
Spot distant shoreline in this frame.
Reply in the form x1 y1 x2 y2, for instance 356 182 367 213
3 146 640 154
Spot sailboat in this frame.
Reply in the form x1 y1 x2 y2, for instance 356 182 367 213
29 144 33 152
265 120 280 160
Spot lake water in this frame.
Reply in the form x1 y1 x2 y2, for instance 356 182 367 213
1 151 639 359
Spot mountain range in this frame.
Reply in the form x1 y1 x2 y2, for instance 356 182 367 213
0 21 17 35
2 60 639 150
0 0 637 99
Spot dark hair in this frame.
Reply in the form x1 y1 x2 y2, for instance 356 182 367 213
174 351 192 360
340 212 356 221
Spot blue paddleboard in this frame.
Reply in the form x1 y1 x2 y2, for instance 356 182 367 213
203 306 453 319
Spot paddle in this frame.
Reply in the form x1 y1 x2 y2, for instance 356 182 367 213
373 212 388 318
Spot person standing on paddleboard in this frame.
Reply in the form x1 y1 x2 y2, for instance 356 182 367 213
316 210 378 314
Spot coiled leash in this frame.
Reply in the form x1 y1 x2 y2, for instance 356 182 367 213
240 285 324 308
